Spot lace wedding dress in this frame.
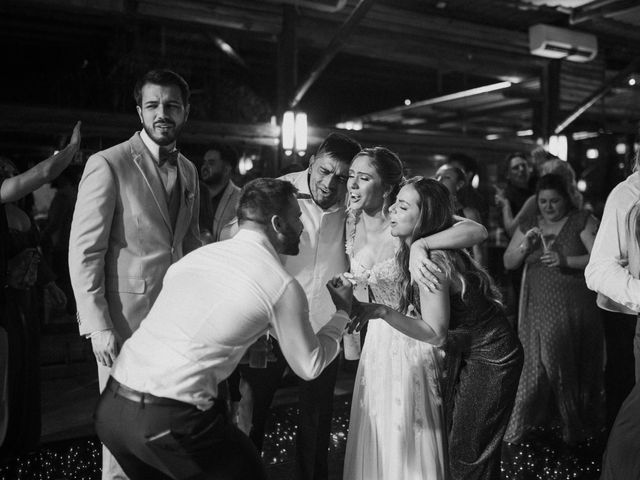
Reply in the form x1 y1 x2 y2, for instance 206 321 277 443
343 239 447 480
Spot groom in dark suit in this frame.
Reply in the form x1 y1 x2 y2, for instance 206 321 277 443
69 69 201 480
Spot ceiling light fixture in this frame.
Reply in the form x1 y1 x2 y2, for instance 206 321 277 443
548 135 568 161
516 129 534 137
282 111 308 157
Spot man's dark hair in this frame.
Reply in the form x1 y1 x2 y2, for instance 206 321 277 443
237 178 298 224
448 152 478 176
206 142 238 170
133 69 190 107
315 133 361 165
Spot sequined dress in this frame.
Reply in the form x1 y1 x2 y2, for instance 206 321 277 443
343 250 447 480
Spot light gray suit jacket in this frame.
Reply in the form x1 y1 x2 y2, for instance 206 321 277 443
69 132 201 338
212 180 241 242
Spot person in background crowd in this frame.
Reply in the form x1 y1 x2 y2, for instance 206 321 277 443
448 152 490 226
504 174 603 446
69 69 201 480
195 142 245 429
435 163 485 266
495 152 533 234
0 120 80 457
94 178 355 480
42 168 80 315
495 152 535 326
0 157 66 457
500 157 583 237
198 143 240 244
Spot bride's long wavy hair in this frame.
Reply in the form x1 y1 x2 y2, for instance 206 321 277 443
396 177 502 313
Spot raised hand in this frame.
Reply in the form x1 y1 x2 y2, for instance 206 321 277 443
326 273 353 314
48 121 82 179
494 186 508 208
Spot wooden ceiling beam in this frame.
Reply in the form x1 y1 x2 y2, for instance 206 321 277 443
290 0 377 108
555 55 640 134
570 0 640 25
432 101 533 124
0 104 280 146
7 0 540 82
298 22 539 80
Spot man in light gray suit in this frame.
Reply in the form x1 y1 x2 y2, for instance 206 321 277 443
69 69 201 480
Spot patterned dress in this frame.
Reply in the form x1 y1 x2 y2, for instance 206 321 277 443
343 227 447 480
505 210 605 444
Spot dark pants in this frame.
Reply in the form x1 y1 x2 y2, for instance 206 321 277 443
601 311 636 430
601 380 640 480
241 340 340 480
94 378 266 480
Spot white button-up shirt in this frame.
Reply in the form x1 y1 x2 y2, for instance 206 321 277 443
585 171 640 313
140 129 177 196
111 229 349 410
279 169 349 332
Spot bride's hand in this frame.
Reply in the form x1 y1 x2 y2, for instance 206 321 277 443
348 302 388 333
409 243 444 293
326 274 353 314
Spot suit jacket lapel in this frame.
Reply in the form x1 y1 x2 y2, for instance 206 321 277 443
173 154 195 244
213 181 234 238
129 133 172 233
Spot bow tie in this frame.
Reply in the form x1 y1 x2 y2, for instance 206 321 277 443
158 149 179 167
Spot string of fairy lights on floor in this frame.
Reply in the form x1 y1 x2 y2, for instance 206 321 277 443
0 398 604 480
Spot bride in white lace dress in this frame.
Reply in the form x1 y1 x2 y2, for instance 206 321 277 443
342 148 488 480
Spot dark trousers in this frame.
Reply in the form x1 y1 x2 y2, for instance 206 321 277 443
94 378 266 480
601 311 636 430
601 380 640 480
241 340 340 480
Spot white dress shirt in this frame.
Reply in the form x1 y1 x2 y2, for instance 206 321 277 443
111 229 349 411
279 169 349 333
140 129 177 196
585 171 640 313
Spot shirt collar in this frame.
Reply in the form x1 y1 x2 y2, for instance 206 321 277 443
139 129 177 165
234 228 280 262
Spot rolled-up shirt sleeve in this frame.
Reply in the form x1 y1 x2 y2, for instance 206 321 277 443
271 278 348 381
585 180 640 312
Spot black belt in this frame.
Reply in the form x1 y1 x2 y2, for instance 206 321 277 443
107 377 187 407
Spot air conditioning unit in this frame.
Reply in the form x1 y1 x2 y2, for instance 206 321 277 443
529 24 597 62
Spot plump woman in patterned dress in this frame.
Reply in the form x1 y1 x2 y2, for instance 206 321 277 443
503 173 604 445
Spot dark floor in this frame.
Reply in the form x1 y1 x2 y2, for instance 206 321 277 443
0 329 606 480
